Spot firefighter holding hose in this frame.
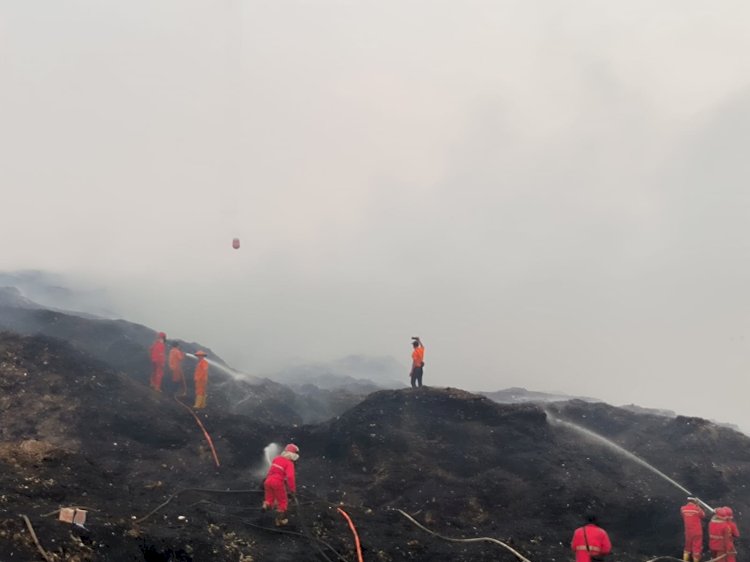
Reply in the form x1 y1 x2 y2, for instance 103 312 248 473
149 332 167 392
681 497 706 562
169 342 186 396
724 507 740 562
262 443 300 527
710 507 740 562
192 351 209 409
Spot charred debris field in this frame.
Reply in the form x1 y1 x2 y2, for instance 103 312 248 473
1 332 750 561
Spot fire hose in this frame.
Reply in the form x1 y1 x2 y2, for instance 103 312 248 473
395 508 533 562
201 504 345 562
293 494 345 562
174 394 220 468
337 507 364 562
20 514 53 562
140 486 724 562
297 492 534 562
135 487 261 524
646 553 727 562
137 489 348 562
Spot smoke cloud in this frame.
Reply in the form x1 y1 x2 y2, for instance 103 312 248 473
3 1 750 428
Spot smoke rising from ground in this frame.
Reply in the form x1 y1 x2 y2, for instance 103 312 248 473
3 2 750 428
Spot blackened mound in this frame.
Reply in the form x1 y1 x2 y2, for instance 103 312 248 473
2 332 750 561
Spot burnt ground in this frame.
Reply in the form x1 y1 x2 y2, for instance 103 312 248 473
0 296 364 425
1 332 750 561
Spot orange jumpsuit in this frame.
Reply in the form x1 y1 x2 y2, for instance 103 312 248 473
168 347 186 391
149 338 166 390
410 344 425 388
726 519 740 562
264 455 296 513
710 516 739 562
571 524 611 562
681 502 705 560
193 358 209 409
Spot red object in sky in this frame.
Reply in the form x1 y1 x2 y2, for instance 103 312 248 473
232 238 240 249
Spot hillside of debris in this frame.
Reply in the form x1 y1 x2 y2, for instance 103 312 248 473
1 331 750 561
0 287 363 424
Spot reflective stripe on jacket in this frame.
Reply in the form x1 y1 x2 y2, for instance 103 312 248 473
571 524 612 562
265 455 296 493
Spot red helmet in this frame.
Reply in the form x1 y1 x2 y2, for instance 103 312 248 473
157 332 166 339
715 507 729 518
284 443 299 454
724 507 734 517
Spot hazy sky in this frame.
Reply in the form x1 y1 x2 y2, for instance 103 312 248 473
3 1 750 428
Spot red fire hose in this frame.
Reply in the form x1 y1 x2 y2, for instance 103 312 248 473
174 395 220 468
337 507 364 562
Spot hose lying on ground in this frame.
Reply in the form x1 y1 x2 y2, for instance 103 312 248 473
174 394 220 468
337 507 364 562
135 487 262 524
646 554 727 562
396 508 533 562
200 504 346 562
20 514 53 562
138 488 347 562
293 495 347 562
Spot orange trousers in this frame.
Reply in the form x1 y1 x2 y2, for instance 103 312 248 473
150 362 164 390
264 477 288 512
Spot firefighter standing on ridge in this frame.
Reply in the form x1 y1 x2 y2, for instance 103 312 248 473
149 332 167 392
681 497 706 562
192 351 209 409
409 336 425 388
571 514 611 561
262 443 299 527
168 342 186 396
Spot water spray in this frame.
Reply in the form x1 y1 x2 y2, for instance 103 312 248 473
547 413 714 513
264 443 282 466
251 442 282 479
186 353 256 380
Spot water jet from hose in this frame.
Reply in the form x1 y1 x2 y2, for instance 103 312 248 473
547 413 714 512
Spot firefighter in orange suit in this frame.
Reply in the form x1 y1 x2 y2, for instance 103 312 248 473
710 507 740 562
409 336 425 388
681 497 706 562
168 342 186 396
193 351 209 409
149 332 167 391
262 443 299 526
724 507 740 562
571 514 611 561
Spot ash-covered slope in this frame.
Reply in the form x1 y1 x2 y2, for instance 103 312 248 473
0 287 309 424
0 332 280 561
293 389 750 561
3 331 750 561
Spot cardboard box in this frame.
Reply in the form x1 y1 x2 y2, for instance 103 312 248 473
73 509 87 525
59 508 87 526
